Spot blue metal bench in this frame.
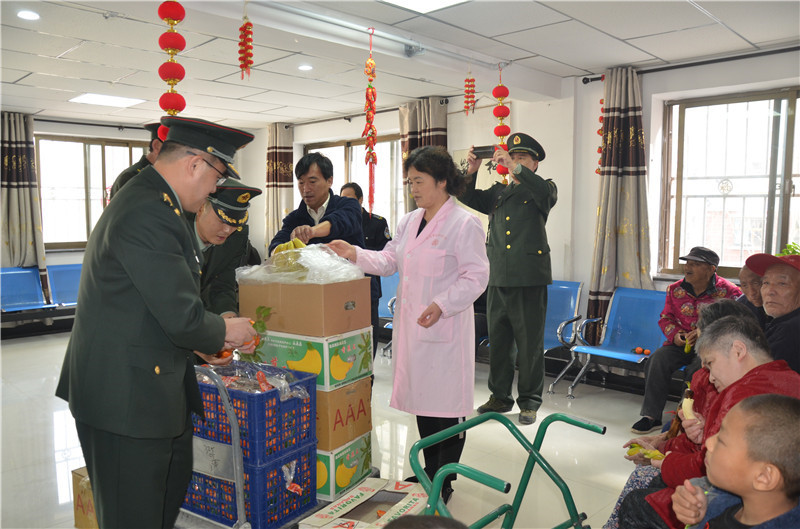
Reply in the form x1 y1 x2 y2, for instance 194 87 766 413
0 267 55 313
549 287 667 398
377 272 399 357
49 263 82 307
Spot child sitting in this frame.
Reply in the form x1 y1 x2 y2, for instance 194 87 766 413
672 393 800 528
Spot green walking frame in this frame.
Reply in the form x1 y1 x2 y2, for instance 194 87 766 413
408 412 606 529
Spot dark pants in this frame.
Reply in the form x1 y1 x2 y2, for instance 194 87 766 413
618 475 671 529
76 415 194 528
640 344 699 419
416 416 465 489
487 285 547 411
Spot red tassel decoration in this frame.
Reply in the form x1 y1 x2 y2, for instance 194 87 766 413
362 28 378 213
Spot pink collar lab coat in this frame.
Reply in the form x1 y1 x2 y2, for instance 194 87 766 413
355 196 489 417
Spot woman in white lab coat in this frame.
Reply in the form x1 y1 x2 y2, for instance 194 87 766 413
328 146 490 504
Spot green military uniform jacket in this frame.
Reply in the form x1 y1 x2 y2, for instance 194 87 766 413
186 212 250 315
458 165 557 287
56 166 226 439
109 154 150 199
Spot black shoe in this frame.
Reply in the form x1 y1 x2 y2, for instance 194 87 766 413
441 486 453 505
631 416 662 434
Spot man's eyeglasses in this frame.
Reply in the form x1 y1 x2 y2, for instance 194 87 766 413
187 151 227 185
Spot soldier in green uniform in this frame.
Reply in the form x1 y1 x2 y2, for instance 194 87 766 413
189 179 263 364
109 122 163 199
458 133 557 425
340 182 392 357
56 116 258 529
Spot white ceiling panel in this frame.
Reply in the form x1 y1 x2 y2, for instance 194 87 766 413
1 68 31 84
181 37 296 66
0 25 83 56
627 24 755 62
543 1 715 40
698 1 800 46
498 21 655 70
435 1 570 38
513 56 593 78
306 1 418 26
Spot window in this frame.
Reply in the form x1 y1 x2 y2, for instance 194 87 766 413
306 135 404 231
35 135 148 249
660 88 799 276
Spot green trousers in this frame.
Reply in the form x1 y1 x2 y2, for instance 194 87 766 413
487 285 547 411
76 415 194 528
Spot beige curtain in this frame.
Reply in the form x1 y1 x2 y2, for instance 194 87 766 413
585 67 654 344
265 123 294 249
1 112 51 300
398 97 448 212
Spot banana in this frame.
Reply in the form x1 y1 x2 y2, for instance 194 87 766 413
317 460 328 490
330 354 354 381
626 443 665 460
335 461 358 488
682 388 696 420
286 342 323 375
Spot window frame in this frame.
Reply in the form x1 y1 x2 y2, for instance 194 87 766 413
35 134 150 250
659 87 799 277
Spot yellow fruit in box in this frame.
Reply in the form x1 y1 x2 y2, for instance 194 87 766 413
287 343 322 375
335 461 358 488
316 460 328 490
330 353 354 381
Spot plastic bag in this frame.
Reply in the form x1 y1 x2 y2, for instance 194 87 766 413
236 244 363 285
196 361 310 401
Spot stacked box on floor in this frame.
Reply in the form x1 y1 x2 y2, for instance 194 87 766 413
182 366 318 528
241 278 375 502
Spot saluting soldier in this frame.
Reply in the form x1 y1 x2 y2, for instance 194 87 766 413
109 122 163 199
56 116 258 529
458 132 557 425
341 182 392 357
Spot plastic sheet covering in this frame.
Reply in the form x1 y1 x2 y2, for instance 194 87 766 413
236 244 363 285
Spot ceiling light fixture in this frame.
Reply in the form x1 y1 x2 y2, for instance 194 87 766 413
17 10 40 20
381 0 467 14
298 64 313 71
69 93 145 108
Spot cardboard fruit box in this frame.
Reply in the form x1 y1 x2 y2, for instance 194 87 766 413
300 478 428 529
316 432 372 502
259 327 373 391
239 278 370 337
72 467 99 529
317 376 372 451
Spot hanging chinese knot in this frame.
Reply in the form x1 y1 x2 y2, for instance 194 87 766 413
362 27 378 213
157 0 186 137
464 73 476 115
492 65 510 183
238 13 253 79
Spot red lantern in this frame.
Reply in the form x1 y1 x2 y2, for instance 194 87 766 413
158 61 185 85
492 85 509 99
158 1 185 25
159 92 186 116
156 1 185 117
159 31 185 55
493 105 510 119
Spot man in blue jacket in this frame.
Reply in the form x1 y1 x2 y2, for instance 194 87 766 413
269 152 363 254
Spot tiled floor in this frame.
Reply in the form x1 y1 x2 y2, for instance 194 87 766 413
1 332 644 529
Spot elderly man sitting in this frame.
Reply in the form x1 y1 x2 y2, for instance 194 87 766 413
631 247 741 434
744 253 800 373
